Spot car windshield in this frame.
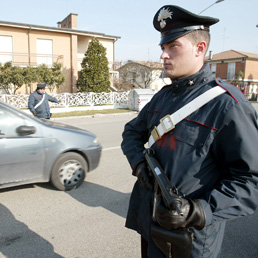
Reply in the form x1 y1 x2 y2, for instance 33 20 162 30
0 108 25 137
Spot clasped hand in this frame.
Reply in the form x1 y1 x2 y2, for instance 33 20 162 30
155 195 206 230
134 162 206 230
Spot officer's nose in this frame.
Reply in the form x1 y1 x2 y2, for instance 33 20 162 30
161 50 169 60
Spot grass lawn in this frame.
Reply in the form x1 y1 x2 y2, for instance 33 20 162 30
51 108 135 118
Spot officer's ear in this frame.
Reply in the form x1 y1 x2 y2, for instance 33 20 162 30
196 41 207 57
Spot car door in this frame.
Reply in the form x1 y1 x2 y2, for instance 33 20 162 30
0 106 45 186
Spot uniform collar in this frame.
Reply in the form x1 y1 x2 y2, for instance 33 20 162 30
171 63 213 92
36 90 44 95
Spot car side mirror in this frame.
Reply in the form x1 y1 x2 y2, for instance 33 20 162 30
16 125 36 136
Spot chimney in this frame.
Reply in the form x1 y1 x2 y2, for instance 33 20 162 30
57 13 78 29
209 50 213 60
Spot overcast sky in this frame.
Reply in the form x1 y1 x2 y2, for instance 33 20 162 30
1 0 258 62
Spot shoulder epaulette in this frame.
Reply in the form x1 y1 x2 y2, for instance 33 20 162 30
215 78 247 103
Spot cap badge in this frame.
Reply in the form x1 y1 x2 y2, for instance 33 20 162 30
158 8 173 29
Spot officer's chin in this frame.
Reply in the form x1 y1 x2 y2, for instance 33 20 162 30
164 70 175 80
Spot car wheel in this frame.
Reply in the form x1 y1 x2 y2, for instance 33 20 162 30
51 152 87 191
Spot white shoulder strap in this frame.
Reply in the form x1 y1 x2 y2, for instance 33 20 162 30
148 86 226 147
34 93 46 110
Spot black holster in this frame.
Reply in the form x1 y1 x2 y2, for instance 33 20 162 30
151 223 193 258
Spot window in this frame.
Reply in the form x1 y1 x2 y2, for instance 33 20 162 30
0 36 13 64
0 108 24 137
37 39 53 67
211 64 216 78
227 63 236 80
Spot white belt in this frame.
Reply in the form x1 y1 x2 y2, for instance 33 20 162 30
34 93 46 109
148 86 226 147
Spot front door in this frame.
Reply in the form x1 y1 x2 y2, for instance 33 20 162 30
0 107 45 186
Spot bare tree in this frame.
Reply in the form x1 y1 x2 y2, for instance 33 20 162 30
119 62 162 89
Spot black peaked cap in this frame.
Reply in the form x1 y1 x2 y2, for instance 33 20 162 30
153 5 219 45
37 83 46 89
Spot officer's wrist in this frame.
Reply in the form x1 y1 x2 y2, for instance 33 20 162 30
132 161 145 176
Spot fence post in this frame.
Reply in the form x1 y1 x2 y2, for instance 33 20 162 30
91 92 94 107
112 92 115 104
65 93 68 108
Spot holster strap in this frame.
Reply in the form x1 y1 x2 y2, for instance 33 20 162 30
148 86 226 147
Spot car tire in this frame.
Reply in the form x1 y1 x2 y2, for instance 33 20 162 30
51 152 87 191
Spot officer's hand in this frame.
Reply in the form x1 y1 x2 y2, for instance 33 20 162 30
134 162 153 191
155 195 205 230
32 110 37 116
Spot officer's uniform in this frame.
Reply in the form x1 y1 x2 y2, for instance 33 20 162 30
28 84 58 119
121 5 258 258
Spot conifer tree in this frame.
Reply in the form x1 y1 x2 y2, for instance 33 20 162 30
76 37 110 92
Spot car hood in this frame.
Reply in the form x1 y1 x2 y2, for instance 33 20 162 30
42 119 95 137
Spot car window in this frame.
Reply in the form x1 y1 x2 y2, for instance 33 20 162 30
0 108 25 137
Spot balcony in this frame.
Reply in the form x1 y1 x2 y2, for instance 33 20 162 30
0 52 63 67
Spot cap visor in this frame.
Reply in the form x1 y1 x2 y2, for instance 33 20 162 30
159 31 192 45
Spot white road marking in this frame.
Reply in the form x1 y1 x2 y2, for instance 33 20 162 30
103 146 121 151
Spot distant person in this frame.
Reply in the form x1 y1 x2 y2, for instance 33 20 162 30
28 83 58 119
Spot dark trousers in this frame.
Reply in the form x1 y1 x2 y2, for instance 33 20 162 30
141 236 149 258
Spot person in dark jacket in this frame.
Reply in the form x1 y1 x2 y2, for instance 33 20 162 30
28 83 58 119
121 5 258 258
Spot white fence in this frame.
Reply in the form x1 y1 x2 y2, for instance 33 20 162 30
0 92 130 110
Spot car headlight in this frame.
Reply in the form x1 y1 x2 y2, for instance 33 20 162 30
93 137 100 145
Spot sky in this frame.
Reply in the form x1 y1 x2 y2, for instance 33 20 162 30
1 0 258 62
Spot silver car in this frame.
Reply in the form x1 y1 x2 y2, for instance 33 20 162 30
0 102 102 191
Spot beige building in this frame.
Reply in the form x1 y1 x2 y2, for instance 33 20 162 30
0 13 120 94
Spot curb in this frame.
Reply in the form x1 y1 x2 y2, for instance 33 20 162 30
51 111 138 121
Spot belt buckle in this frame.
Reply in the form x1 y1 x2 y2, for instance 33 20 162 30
160 115 175 133
151 126 161 142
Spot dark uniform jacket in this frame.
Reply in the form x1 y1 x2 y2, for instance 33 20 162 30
28 90 58 119
121 64 258 258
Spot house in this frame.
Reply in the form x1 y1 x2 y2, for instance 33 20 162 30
0 13 120 94
206 50 258 100
118 60 170 91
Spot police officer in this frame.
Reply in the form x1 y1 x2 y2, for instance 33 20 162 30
121 5 258 258
28 83 58 119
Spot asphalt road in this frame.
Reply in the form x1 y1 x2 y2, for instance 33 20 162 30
0 113 140 258
1 111 258 258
